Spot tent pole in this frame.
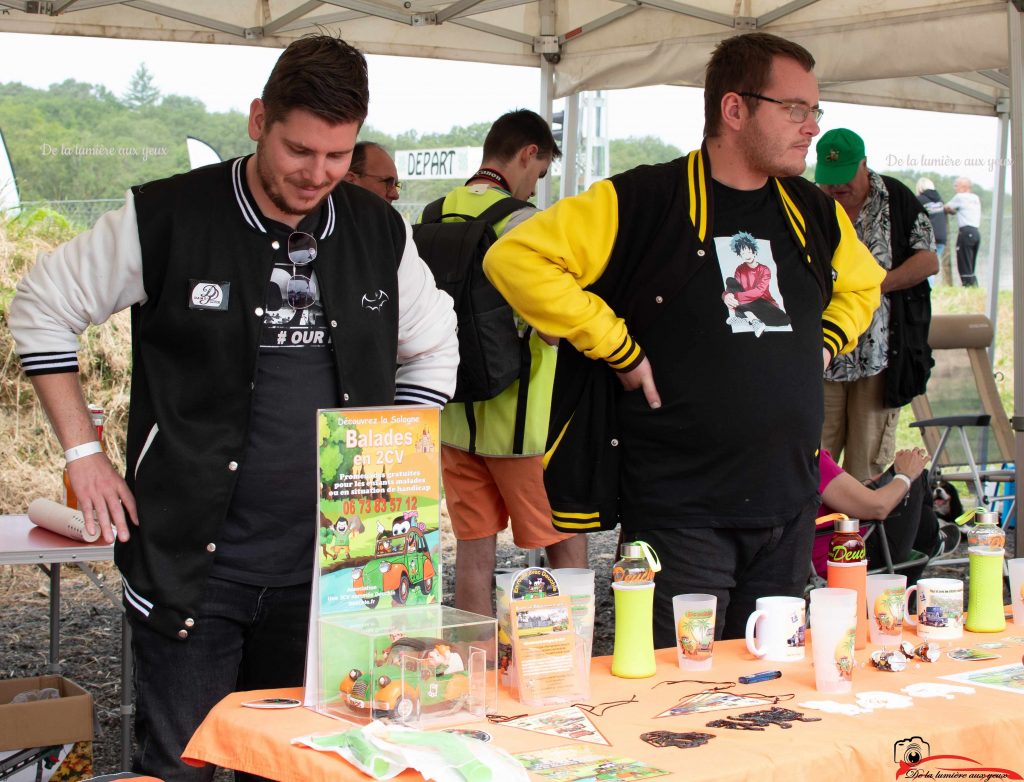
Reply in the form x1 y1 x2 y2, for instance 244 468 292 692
561 93 580 199
1008 0 1024 553
536 0 556 208
986 108 1009 360
538 58 555 208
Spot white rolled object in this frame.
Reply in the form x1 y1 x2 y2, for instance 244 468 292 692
27 497 101 543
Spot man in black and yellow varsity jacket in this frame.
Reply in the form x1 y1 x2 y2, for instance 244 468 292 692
485 33 885 646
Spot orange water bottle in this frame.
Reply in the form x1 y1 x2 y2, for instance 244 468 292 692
63 405 105 509
826 516 868 649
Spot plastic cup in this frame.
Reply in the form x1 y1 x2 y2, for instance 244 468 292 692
744 595 805 662
809 587 856 693
551 568 596 675
672 594 717 670
1008 558 1024 626
866 574 907 645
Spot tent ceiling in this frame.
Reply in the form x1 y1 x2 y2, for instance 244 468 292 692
0 0 1011 115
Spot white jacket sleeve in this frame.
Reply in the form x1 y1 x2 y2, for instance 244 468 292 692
393 218 459 406
8 191 146 375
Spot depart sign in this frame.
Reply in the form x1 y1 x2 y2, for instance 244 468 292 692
396 146 483 180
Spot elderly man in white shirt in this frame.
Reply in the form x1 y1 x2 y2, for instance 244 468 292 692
945 177 982 287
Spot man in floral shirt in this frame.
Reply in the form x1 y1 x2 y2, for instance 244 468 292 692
816 128 938 481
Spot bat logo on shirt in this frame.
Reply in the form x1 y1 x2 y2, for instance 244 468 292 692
361 290 390 311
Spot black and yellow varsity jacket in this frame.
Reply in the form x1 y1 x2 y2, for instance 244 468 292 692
483 146 885 533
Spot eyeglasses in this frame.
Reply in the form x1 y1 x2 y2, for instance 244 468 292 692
738 92 823 123
355 172 402 192
286 231 318 310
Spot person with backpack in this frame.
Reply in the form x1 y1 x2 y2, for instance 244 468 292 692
418 109 587 617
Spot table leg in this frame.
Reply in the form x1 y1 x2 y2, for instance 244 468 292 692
121 615 133 769
48 562 61 675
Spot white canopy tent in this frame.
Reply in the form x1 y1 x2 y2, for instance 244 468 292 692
0 0 1021 547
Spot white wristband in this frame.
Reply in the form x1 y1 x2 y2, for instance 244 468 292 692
64 441 103 463
893 473 913 489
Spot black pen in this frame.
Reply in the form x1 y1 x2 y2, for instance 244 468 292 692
739 670 782 685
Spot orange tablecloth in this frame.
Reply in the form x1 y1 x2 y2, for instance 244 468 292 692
183 626 1024 781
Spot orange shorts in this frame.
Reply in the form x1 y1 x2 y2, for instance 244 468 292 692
442 446 573 550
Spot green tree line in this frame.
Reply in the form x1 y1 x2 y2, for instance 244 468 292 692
0 70 688 210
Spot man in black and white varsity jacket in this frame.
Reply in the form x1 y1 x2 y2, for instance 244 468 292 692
9 36 457 782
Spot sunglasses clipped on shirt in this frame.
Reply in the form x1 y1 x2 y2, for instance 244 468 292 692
286 231 318 310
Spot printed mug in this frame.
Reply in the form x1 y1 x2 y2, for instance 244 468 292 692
744 596 806 662
904 578 964 641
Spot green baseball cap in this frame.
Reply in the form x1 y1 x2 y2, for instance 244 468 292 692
815 128 865 185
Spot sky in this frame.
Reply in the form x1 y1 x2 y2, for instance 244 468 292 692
0 31 1008 190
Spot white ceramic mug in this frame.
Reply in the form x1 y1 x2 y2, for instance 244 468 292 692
744 596 806 662
1007 558 1024 626
904 578 964 641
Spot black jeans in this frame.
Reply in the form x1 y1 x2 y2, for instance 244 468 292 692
128 577 311 782
632 500 817 648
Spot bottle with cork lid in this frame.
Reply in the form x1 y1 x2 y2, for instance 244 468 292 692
824 514 868 650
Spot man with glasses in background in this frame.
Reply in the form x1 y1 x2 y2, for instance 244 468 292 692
483 33 883 647
9 35 457 782
345 140 401 204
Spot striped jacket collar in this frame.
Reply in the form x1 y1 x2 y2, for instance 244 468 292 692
684 143 810 262
230 155 337 240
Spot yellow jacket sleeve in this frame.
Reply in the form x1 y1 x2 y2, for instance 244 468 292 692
483 180 639 369
822 201 885 358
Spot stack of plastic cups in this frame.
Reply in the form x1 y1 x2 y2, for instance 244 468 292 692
551 568 596 678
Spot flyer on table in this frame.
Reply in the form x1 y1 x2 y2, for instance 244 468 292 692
316 405 442 614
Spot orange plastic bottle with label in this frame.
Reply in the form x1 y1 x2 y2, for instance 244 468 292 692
63 406 105 510
826 516 868 649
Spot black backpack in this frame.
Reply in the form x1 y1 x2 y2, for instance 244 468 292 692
413 195 534 453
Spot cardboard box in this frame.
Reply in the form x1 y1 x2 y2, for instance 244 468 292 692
0 675 93 782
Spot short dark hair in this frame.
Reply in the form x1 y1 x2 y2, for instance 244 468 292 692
261 34 369 128
482 109 562 163
703 33 815 138
350 141 389 174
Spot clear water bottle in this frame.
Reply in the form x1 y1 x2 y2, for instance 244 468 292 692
958 508 1005 551
612 541 660 584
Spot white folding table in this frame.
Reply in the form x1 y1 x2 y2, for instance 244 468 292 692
0 514 130 767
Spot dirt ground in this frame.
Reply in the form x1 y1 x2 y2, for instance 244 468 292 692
0 507 990 777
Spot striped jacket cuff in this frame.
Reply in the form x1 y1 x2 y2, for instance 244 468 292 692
395 384 449 407
20 351 80 376
606 334 644 373
821 320 848 359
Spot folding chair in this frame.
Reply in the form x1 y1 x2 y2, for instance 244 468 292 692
909 313 1016 543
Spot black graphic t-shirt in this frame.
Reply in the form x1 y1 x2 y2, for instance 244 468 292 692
618 179 823 528
213 210 340 586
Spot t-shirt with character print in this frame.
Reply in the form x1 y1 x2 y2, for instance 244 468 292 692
618 179 824 528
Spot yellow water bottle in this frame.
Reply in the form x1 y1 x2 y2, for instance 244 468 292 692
611 541 661 678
